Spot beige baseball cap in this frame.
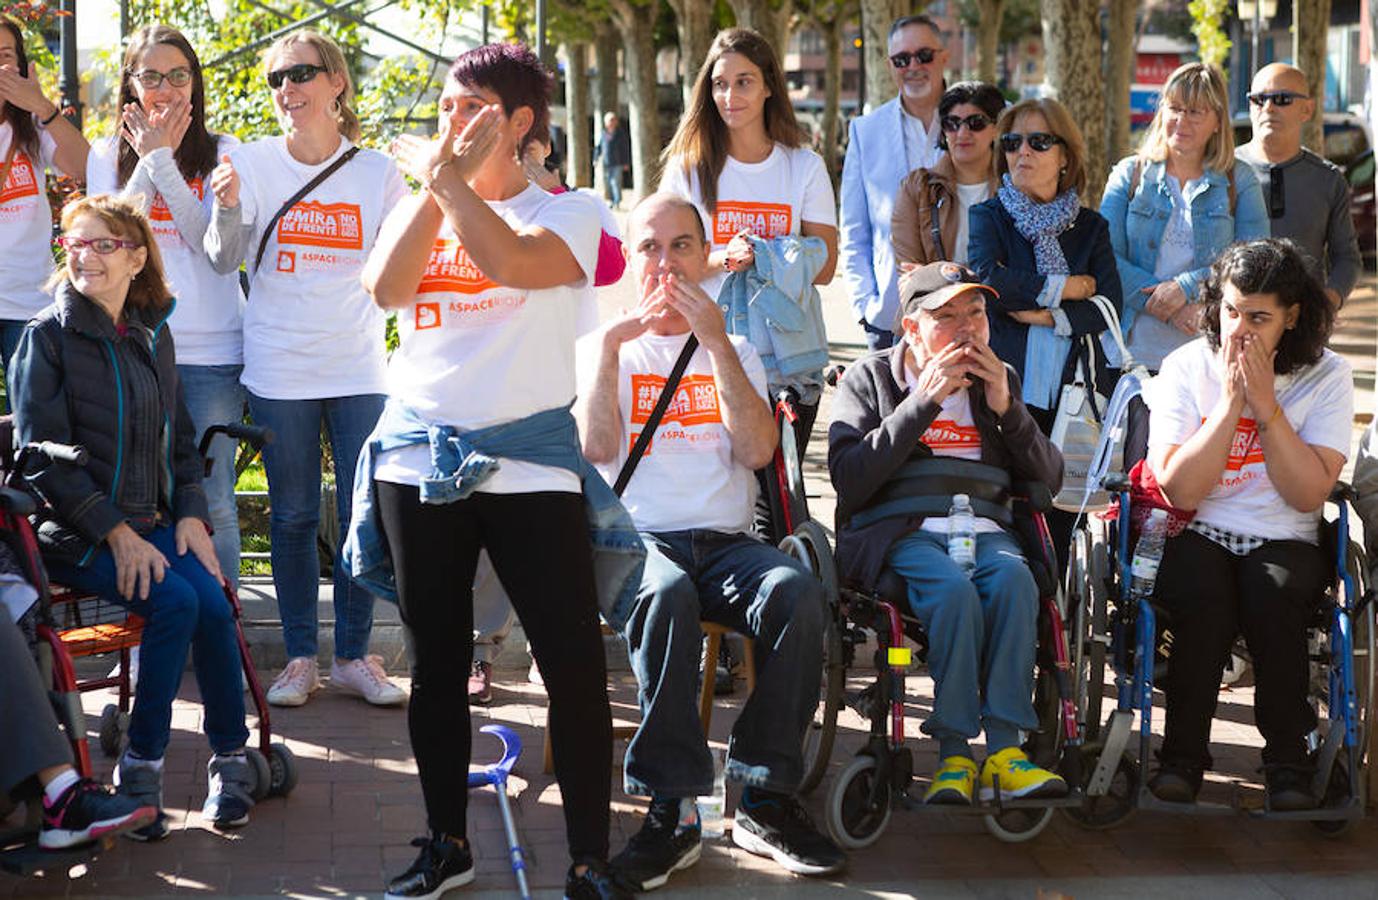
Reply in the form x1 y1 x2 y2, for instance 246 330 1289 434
899 262 999 317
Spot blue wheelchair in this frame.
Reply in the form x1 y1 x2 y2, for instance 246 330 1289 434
1063 470 1373 834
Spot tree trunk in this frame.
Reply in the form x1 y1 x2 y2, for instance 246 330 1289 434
975 0 1004 84
610 0 661 198
594 25 620 124
820 13 844 182
668 0 714 113
730 0 772 32
1040 0 1107 206
564 43 593 188
1104 0 1136 166
859 0 906 111
1292 0 1331 156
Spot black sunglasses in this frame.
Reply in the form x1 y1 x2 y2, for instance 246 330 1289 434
267 63 328 90
941 114 992 134
889 48 938 69
1247 90 1309 107
999 132 1063 153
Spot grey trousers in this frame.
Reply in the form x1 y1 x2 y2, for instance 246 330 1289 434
1 612 72 799
472 550 517 665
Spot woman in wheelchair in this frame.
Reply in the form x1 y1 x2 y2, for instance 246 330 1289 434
1145 238 1352 810
828 261 1067 806
9 195 252 838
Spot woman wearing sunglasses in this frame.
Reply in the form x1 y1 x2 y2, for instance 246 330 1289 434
891 81 1004 275
11 195 254 838
205 29 407 710
0 15 89 384
87 24 247 589
1100 62 1268 374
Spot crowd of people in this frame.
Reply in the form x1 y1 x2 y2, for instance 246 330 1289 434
0 9 1374 900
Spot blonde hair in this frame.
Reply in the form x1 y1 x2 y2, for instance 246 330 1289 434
55 194 172 310
995 97 1088 200
264 30 360 142
1137 63 1234 172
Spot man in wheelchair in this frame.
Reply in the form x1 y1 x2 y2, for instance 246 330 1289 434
828 262 1067 806
1144 239 1352 810
576 194 845 889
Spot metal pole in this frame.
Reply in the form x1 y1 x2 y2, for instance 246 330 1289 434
535 0 547 61
482 4 490 44
120 0 130 42
59 0 80 128
1252 0 1261 74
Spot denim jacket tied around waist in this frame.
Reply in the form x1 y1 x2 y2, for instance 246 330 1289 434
342 399 646 631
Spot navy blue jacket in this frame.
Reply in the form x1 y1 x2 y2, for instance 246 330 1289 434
966 198 1123 409
11 282 209 565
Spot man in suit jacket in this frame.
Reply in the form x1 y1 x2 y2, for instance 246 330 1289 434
839 14 950 350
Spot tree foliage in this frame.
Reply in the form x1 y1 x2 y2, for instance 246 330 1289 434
1186 0 1230 71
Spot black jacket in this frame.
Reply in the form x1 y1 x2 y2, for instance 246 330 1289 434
827 343 1063 590
11 282 209 565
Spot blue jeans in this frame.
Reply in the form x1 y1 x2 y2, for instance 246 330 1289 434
246 391 383 661
624 529 824 797
886 529 1040 759
47 525 248 760
178 364 246 589
859 318 894 352
604 163 625 208
0 318 26 414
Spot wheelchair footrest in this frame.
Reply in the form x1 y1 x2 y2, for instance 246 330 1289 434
1135 789 1236 817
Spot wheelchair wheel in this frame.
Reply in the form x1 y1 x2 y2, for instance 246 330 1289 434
97 703 127 758
779 520 843 795
1069 527 1110 743
245 748 271 802
1311 755 1359 837
266 742 299 798
1061 746 1138 830
983 805 1054 843
825 753 891 849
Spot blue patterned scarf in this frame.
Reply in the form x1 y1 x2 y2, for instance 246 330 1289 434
997 175 1079 408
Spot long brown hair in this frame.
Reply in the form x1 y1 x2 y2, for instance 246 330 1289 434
264 30 360 142
55 194 173 311
116 25 220 189
661 28 806 216
0 16 39 161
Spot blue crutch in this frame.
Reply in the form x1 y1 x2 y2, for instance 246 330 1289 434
468 724 531 900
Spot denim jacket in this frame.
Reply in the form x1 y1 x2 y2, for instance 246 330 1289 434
719 234 829 399
342 400 646 631
1100 156 1269 340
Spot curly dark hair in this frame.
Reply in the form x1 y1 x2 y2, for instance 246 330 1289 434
1199 239 1334 376
937 81 1005 151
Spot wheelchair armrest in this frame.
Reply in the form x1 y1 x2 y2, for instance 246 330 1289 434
0 486 32 516
1011 481 1053 513
1330 481 1356 504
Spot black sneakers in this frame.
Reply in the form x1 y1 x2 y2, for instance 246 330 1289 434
1148 761 1203 804
385 834 475 900
40 778 157 849
1265 764 1317 812
611 796 702 891
731 789 845 876
564 858 632 899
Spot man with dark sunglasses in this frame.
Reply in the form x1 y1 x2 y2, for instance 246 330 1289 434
840 14 950 351
1236 63 1360 309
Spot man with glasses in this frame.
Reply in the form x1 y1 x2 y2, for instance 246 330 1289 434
840 14 949 350
1236 63 1360 308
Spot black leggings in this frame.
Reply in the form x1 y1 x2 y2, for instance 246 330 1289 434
375 483 612 862
1155 528 1327 770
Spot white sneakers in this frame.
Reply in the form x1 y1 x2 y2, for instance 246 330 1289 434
330 655 408 706
267 654 407 707
266 657 321 707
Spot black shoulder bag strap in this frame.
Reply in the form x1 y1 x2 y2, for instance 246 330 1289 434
612 335 699 498
252 145 362 275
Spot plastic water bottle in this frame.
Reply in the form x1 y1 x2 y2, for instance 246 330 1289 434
947 494 977 576
1129 509 1170 600
700 749 726 840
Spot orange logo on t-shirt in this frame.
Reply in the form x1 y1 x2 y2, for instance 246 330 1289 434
712 201 792 246
414 302 441 330
1224 417 1265 471
0 153 39 205
276 200 363 250
149 177 204 222
630 374 722 428
416 238 498 294
921 419 981 452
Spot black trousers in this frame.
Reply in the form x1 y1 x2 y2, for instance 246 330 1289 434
375 484 612 862
1 612 72 800
1155 528 1327 770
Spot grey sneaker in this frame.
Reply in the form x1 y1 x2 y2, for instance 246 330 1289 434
203 752 255 829
114 753 168 841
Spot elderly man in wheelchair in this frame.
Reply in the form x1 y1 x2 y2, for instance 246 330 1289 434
828 262 1067 807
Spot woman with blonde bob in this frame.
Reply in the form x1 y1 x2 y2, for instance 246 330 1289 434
12 195 252 838
1100 62 1269 371
205 29 408 711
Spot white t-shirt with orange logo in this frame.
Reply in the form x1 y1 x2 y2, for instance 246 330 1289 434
1148 338 1353 542
0 123 58 321
373 183 599 494
659 144 836 299
86 135 245 365
577 331 768 534
229 136 407 399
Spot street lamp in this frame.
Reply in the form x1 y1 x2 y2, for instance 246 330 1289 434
1237 0 1278 77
